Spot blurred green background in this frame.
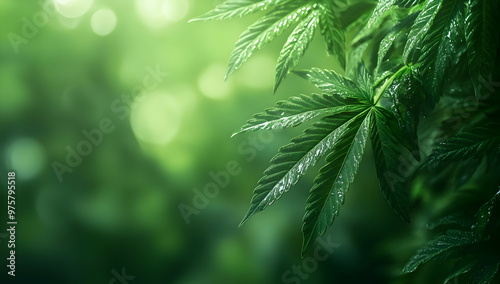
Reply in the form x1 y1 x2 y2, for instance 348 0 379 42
0 0 442 283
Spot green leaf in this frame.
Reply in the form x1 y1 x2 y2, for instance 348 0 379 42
355 62 374 102
395 0 425 8
418 0 463 99
189 0 276 22
274 13 318 92
403 0 442 64
421 125 500 170
318 2 345 68
443 259 476 284
353 0 397 43
367 0 397 29
472 189 500 240
371 106 410 222
302 109 372 255
464 0 500 99
403 229 476 274
386 71 423 159
240 107 369 226
294 68 365 100
469 260 500 284
427 214 470 230
232 93 365 136
225 2 314 80
377 12 419 67
346 41 369 80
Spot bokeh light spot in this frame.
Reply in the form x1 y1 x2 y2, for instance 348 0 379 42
130 92 181 145
162 0 189 22
135 0 167 28
237 55 275 90
7 138 46 180
198 64 232 100
91 8 117 36
54 0 94 18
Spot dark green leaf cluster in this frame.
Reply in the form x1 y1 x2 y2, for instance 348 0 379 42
193 0 500 280
403 189 500 283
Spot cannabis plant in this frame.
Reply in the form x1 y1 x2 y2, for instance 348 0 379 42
192 0 500 282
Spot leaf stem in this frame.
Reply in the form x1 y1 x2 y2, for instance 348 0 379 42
373 65 409 105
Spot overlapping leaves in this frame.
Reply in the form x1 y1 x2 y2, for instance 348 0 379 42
195 0 500 273
191 0 346 92
404 189 500 283
233 67 413 254
420 125 500 170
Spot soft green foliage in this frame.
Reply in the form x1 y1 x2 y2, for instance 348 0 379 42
194 0 500 282
421 125 500 170
402 229 477 274
404 189 500 282
465 0 500 99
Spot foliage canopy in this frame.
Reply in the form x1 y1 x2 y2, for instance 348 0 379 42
193 0 500 282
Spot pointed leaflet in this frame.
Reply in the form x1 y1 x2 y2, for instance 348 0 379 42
346 41 369 79
464 0 500 99
240 107 369 226
472 189 500 240
189 0 276 22
355 62 375 103
426 214 471 230
294 68 364 100
371 107 410 222
353 0 397 43
469 260 500 284
421 125 500 170
386 71 424 160
403 0 442 64
225 2 314 80
274 13 318 92
418 0 463 99
232 94 363 136
374 60 403 88
302 110 372 255
443 259 476 284
395 0 425 8
403 229 477 273
377 12 419 67
471 256 500 283
318 2 345 68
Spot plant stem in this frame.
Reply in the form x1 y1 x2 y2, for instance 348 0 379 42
373 65 409 105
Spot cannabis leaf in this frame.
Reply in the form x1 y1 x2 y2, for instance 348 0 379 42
404 189 500 283
421 125 500 170
402 229 476 274
371 106 410 221
386 69 425 159
225 2 315 81
274 12 318 92
443 259 476 283
464 0 500 99
294 68 365 100
318 2 346 68
403 0 442 65
418 0 463 98
192 0 350 91
232 93 364 135
189 0 276 22
395 0 424 8
377 12 418 67
302 109 372 254
239 107 369 226
472 189 500 240
197 0 500 273
353 0 396 43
